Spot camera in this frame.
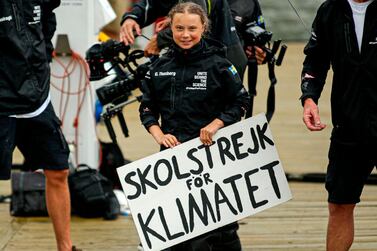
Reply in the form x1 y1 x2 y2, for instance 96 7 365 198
86 39 130 82
242 22 286 66
86 39 155 143
86 39 150 106
243 23 273 48
241 22 287 122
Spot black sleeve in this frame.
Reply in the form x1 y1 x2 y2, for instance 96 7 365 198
218 61 250 125
227 0 265 35
157 29 173 49
253 0 265 29
210 0 240 46
139 70 160 130
121 0 167 28
42 0 60 62
300 4 330 105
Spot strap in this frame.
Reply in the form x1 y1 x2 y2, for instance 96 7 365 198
266 61 277 122
206 0 211 15
246 58 277 122
18 172 25 210
246 60 258 118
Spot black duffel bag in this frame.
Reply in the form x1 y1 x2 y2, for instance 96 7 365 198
68 165 120 220
10 171 48 216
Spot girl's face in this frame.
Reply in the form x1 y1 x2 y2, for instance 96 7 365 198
171 12 204 49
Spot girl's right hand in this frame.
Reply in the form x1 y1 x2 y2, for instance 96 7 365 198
157 134 180 148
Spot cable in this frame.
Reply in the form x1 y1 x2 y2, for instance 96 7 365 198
50 50 97 166
287 0 311 35
139 34 151 41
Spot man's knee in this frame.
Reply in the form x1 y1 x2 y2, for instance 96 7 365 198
44 169 69 186
328 203 355 217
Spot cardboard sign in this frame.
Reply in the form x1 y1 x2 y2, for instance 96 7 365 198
117 114 292 251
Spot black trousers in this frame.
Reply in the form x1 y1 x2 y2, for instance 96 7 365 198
163 222 242 251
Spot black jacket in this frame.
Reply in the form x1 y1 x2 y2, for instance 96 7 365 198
139 39 250 143
227 0 265 41
301 0 377 143
0 0 59 116
121 0 247 76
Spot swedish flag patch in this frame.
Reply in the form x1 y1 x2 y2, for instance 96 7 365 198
257 15 265 26
228 65 237 75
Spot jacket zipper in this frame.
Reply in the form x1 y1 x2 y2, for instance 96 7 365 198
170 77 176 110
12 3 21 31
177 65 186 141
344 23 352 54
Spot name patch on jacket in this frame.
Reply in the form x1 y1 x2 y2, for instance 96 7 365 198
154 71 176 77
29 5 41 25
0 15 12 23
186 72 207 91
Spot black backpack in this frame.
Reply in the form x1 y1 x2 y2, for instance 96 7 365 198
68 166 120 220
99 141 129 190
10 172 48 216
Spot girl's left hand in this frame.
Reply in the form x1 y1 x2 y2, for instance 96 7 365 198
200 119 224 146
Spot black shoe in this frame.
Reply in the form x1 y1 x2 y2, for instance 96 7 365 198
137 243 144 251
72 246 82 251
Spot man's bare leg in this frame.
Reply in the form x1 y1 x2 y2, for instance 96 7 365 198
327 203 355 251
44 169 72 251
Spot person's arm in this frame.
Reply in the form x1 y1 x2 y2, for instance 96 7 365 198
300 4 330 131
144 18 171 56
120 0 161 28
156 29 174 49
41 0 60 62
200 62 250 145
200 119 224 146
139 70 181 148
218 63 250 125
245 46 266 64
120 19 141 45
139 71 159 130
210 0 238 46
244 0 266 64
144 34 160 56
120 0 165 45
148 125 180 148
303 98 326 131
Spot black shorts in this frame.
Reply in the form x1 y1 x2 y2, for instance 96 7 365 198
0 103 69 180
325 140 377 204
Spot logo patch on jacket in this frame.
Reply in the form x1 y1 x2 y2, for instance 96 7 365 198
29 5 41 25
186 72 207 91
228 65 238 75
0 15 12 23
369 36 377 45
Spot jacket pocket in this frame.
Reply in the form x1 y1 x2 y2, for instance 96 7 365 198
52 116 69 151
16 76 44 103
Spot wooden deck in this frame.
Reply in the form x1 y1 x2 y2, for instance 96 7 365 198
1 43 377 250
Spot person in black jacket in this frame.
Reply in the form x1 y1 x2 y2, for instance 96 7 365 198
0 1 79 250
139 2 250 250
119 0 248 77
227 0 266 117
300 0 377 250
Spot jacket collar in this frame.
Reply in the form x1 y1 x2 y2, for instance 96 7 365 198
171 38 227 64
